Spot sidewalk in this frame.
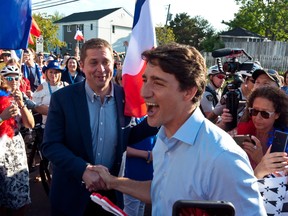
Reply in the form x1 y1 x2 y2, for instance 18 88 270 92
27 156 50 216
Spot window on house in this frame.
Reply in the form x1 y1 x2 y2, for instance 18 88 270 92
90 24 93 30
67 43 72 51
112 25 115 34
67 25 71 32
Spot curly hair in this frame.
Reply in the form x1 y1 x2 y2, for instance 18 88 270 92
241 86 288 129
141 42 206 105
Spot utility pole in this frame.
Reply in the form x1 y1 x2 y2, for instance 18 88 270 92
165 4 171 26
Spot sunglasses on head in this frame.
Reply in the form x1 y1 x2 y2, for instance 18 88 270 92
4 76 19 81
248 107 275 119
215 74 226 79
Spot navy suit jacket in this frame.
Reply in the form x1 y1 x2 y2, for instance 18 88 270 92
42 81 131 215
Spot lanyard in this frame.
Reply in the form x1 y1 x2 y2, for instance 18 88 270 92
47 82 53 96
68 71 78 84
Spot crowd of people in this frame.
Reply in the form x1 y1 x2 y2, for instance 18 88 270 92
0 38 288 216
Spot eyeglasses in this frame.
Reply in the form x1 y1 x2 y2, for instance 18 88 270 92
248 107 275 119
215 74 226 79
4 76 19 81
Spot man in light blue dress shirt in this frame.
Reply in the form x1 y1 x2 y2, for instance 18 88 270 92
93 43 267 216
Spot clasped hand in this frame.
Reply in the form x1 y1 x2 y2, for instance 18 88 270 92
82 164 114 192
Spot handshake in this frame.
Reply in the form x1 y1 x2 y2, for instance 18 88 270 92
82 164 116 192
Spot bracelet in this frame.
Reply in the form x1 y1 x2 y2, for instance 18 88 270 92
146 151 152 163
19 104 26 110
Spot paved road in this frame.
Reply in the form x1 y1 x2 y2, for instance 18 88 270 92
27 156 50 216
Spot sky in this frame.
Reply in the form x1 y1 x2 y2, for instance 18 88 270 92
32 0 240 31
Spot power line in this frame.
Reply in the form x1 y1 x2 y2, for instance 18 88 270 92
33 0 80 11
32 0 55 6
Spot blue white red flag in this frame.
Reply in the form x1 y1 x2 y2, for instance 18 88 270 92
122 0 157 117
0 0 32 50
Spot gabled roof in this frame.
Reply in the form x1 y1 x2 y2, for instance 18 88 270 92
54 7 121 23
220 27 263 38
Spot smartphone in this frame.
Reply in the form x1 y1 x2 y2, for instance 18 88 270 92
233 135 254 146
172 200 235 216
270 130 288 153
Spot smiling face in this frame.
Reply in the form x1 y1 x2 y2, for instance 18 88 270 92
80 47 114 94
46 69 61 85
254 74 278 89
251 97 279 132
67 58 78 72
4 74 20 91
141 62 197 137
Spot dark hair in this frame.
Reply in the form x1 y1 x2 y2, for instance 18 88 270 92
65 56 81 73
241 86 288 129
284 70 288 85
141 42 206 104
80 38 113 63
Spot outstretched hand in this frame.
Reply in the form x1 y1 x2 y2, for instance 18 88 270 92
87 165 116 190
82 164 109 192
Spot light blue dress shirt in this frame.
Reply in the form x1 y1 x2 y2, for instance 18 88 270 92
151 108 266 216
85 82 118 169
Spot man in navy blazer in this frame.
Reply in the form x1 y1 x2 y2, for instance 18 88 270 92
42 38 132 216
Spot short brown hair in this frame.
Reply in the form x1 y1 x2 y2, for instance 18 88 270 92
141 42 206 104
80 38 113 63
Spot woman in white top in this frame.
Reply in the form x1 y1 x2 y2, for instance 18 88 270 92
33 60 68 125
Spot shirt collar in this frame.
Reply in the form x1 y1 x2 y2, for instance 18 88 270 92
158 107 205 146
85 81 114 102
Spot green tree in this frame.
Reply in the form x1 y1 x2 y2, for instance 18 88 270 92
155 26 175 45
30 13 66 52
223 0 288 41
200 30 225 52
168 13 218 51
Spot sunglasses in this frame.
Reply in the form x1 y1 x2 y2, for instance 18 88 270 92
215 74 226 79
248 108 275 119
4 76 19 81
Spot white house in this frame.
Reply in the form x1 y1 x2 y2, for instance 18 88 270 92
54 7 133 55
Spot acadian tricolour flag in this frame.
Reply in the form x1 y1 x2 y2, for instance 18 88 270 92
74 29 85 41
122 0 157 117
0 0 32 49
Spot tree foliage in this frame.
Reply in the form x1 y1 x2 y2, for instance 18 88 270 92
168 13 221 51
30 12 66 52
155 26 175 45
223 0 288 41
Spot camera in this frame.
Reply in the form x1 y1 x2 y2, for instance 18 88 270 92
212 48 254 74
212 48 256 131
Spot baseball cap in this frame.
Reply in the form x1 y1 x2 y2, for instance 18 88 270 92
252 68 281 87
42 60 63 73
